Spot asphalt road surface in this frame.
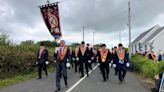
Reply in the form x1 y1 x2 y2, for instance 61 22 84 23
0 66 151 92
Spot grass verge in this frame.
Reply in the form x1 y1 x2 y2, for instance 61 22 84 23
0 66 55 89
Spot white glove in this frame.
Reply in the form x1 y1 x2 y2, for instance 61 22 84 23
66 63 71 68
55 47 58 54
97 63 100 66
113 64 116 68
76 57 79 61
72 58 75 61
126 63 130 67
88 60 91 63
91 57 94 60
109 63 112 67
54 60 56 63
45 61 49 65
67 59 69 62
36 62 38 65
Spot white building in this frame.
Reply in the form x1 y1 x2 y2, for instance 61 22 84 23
131 25 164 55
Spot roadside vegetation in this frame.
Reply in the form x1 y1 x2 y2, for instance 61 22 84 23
0 34 55 88
131 54 164 78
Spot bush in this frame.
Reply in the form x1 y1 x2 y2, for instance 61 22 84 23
0 34 55 79
131 55 147 72
131 54 164 79
141 61 158 78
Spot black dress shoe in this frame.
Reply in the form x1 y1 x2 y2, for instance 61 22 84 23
37 77 42 80
65 85 69 88
80 76 84 78
54 88 60 92
106 75 109 79
103 80 106 82
118 81 122 84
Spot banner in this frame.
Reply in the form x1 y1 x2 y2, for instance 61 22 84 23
40 3 62 40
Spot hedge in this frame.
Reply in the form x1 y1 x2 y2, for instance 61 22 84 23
131 54 164 78
0 34 55 79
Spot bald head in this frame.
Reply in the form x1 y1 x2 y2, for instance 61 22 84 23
60 40 65 47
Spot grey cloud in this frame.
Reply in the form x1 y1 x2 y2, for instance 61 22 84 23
0 0 164 44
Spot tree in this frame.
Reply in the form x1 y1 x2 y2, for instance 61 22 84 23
20 40 34 46
37 40 57 47
69 42 79 50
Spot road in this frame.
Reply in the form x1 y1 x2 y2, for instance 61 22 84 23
0 66 151 92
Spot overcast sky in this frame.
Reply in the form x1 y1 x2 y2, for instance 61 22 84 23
0 0 164 47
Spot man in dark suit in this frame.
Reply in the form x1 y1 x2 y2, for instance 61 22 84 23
78 41 89 78
86 43 93 71
74 44 80 73
153 72 164 92
112 46 118 75
92 48 98 65
69 47 74 68
54 40 70 92
113 43 130 84
97 44 111 82
36 42 49 79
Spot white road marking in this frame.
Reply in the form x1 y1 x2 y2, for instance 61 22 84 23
66 65 98 92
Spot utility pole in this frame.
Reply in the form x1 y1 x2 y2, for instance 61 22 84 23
83 27 85 42
128 0 132 58
47 0 50 4
93 32 95 46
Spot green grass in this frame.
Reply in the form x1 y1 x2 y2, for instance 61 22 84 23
0 66 55 88
0 72 37 88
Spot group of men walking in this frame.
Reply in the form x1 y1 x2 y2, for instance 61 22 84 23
36 40 130 92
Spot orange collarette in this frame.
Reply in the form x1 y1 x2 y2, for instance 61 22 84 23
80 46 87 55
58 46 67 61
75 48 79 57
116 49 125 60
100 49 108 62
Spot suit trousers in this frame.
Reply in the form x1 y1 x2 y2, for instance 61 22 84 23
100 62 109 81
56 61 68 89
117 64 127 82
38 64 48 78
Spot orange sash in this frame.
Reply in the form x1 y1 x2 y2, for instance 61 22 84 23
75 48 79 57
100 49 108 62
116 49 125 60
80 46 87 56
58 46 67 61
151 53 156 61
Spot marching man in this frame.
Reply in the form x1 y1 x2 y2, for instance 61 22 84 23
54 40 71 92
74 44 80 73
113 43 130 84
97 44 111 82
36 42 49 79
86 43 93 71
112 46 118 75
78 41 89 78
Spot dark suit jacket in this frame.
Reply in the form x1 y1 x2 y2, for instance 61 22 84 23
54 47 70 63
97 50 111 63
37 49 48 64
113 50 129 66
78 47 89 62
87 48 93 60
